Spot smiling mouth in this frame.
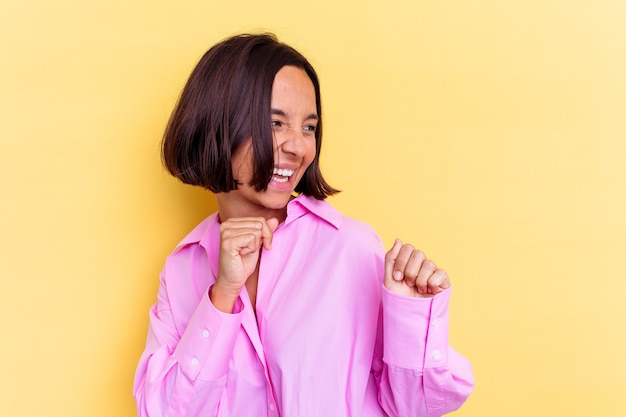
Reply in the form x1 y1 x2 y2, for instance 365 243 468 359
272 168 295 183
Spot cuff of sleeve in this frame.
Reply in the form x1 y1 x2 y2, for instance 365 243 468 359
174 286 244 381
382 286 451 369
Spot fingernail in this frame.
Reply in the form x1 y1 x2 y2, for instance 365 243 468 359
393 271 402 281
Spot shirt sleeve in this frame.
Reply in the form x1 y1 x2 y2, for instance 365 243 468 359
375 286 474 417
133 273 244 417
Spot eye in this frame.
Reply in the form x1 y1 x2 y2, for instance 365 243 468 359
303 124 317 133
271 120 283 128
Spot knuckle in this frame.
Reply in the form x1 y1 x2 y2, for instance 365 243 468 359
395 258 408 269
410 250 426 264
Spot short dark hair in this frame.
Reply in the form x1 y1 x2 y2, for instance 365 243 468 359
161 33 338 199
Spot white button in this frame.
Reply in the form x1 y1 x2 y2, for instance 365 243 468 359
432 318 439 327
431 349 442 360
202 330 210 338
269 403 276 412
191 358 199 367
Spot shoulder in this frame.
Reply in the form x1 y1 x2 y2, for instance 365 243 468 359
159 214 219 318
293 195 384 255
162 213 219 285
300 199 385 284
172 213 219 253
340 213 380 240
337 214 383 251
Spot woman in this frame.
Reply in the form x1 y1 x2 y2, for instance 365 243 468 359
134 33 474 417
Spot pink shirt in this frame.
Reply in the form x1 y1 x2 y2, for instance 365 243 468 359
133 195 473 416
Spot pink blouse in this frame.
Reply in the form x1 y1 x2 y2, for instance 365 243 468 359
134 195 473 416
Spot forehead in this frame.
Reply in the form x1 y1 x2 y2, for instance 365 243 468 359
271 66 317 113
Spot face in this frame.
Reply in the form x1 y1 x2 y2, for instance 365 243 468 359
218 65 318 220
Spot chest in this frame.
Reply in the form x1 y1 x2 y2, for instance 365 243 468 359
245 266 260 316
252 244 381 357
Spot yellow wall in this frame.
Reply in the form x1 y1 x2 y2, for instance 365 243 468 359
1 1 625 416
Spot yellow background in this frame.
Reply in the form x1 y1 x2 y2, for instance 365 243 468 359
1 0 625 416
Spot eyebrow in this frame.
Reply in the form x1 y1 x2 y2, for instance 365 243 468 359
271 108 319 121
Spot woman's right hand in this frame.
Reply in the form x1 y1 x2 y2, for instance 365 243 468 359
210 217 279 312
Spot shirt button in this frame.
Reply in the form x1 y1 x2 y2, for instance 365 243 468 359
269 403 276 412
202 329 210 338
191 358 199 367
432 318 440 327
431 349 442 360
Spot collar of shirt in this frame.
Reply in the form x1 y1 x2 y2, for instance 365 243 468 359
173 194 343 253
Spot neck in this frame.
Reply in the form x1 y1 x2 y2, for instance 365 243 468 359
215 194 290 223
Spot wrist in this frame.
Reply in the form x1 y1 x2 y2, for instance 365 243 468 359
209 282 241 313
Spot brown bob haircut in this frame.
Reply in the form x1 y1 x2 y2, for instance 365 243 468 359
162 33 338 199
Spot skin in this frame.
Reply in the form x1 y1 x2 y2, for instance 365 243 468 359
210 65 451 314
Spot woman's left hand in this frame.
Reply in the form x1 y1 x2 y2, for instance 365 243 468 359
384 239 451 298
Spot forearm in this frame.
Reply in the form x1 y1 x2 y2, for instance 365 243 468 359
377 287 474 416
134 287 245 417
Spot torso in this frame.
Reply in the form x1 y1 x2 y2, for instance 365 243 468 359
245 263 260 318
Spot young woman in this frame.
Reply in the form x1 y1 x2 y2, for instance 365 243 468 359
134 33 473 417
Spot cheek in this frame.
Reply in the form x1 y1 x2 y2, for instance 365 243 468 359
305 140 317 164
231 146 255 181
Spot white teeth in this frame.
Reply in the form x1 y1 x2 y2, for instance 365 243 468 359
273 168 294 177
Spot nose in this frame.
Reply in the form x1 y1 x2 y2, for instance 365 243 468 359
278 127 307 158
